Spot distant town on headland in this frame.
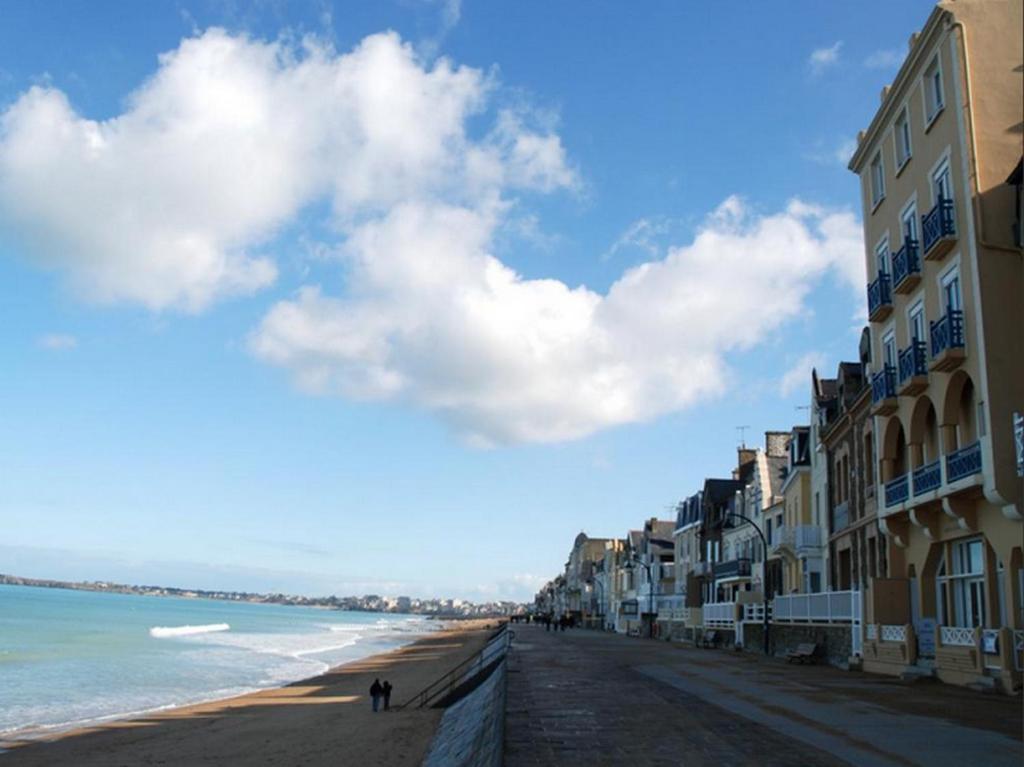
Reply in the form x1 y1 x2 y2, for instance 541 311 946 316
0 574 527 618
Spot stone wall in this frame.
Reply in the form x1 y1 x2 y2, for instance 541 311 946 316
743 623 852 667
421 659 506 767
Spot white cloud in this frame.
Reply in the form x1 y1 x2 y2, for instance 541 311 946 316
251 196 864 446
0 29 574 312
864 49 903 70
779 351 827 397
38 333 78 350
805 137 858 168
600 216 672 262
809 41 842 74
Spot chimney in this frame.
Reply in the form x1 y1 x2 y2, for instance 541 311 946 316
908 32 919 52
880 84 890 103
737 447 757 472
765 431 790 458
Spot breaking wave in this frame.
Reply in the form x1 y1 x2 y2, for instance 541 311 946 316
149 623 230 638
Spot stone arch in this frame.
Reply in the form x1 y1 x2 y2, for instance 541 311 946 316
880 416 908 481
941 370 977 451
909 395 941 467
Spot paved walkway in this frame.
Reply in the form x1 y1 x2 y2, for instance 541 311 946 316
504 624 1022 767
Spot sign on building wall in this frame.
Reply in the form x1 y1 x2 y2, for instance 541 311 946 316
621 599 638 616
1014 411 1024 477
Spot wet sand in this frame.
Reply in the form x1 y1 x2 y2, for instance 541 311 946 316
0 619 499 766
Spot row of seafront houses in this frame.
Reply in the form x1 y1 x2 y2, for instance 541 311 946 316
536 0 1024 694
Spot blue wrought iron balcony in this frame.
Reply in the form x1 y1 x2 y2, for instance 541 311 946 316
867 272 893 322
912 460 942 496
929 310 965 371
712 558 751 580
922 197 956 260
897 340 928 395
871 364 897 414
946 441 982 484
891 239 921 294
884 473 909 508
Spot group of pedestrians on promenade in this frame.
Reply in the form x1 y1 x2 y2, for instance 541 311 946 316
368 678 393 712
540 613 574 632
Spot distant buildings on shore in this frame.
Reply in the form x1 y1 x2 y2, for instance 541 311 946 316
0 574 525 617
537 0 1023 694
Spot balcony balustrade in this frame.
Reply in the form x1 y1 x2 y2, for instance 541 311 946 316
777 525 822 552
912 460 942 496
712 558 751 580
922 197 956 260
946 441 982 484
891 238 921 293
871 365 897 415
884 473 909 508
897 340 928 395
867 272 893 321
929 310 965 371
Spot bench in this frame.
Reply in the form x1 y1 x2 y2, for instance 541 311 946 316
786 642 819 664
699 630 719 648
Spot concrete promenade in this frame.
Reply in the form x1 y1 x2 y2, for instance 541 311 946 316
504 624 1022 766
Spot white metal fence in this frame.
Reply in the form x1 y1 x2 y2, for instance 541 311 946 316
703 601 736 628
880 624 907 642
940 626 976 647
771 589 861 623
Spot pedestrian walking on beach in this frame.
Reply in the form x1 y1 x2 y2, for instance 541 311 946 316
369 678 383 712
382 680 393 711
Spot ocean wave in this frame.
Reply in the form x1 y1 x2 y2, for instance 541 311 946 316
149 623 230 638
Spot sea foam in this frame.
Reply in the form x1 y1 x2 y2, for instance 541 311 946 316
149 623 230 638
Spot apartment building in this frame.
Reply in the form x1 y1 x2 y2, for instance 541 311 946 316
849 0 1022 688
775 426 826 593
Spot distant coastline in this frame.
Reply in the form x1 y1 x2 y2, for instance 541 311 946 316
0 574 523 618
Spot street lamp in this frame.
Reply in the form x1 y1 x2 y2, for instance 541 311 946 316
723 512 771 656
590 577 606 628
626 558 656 639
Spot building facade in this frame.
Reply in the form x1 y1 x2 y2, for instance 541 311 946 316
849 0 1023 688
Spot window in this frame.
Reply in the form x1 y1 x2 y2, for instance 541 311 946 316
901 202 918 243
882 329 897 369
932 160 954 209
924 56 944 125
941 267 961 313
895 109 912 169
909 300 926 343
875 237 890 276
870 152 886 207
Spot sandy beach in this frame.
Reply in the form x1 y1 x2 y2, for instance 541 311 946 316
0 619 498 766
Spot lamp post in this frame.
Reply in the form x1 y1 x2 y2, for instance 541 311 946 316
723 512 771 656
626 558 656 639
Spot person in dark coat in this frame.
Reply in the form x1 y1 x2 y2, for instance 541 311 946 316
382 680 393 711
369 678 383 712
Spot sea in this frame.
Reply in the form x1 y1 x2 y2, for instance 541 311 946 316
0 584 432 738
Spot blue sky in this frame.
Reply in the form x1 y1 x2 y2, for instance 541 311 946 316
0 0 934 601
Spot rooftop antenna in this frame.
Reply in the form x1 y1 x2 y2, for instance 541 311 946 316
736 425 750 448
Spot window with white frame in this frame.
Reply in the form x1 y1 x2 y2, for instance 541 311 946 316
936 538 986 627
941 266 961 313
924 55 944 124
932 160 954 209
882 329 896 369
895 108 912 168
909 300 926 343
874 237 890 276
870 152 886 207
901 201 918 243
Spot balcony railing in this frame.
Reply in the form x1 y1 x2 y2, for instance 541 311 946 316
922 197 956 258
831 501 849 533
871 365 896 410
946 441 982 483
912 460 942 496
713 558 751 580
702 601 736 628
930 309 964 359
779 525 822 551
867 272 893 321
897 340 927 393
885 473 909 507
891 238 921 292
771 589 861 623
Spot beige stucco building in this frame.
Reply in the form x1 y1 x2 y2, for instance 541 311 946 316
849 0 1022 689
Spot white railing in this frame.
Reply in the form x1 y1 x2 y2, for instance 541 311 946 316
771 589 861 623
865 624 878 640
703 601 736 628
940 626 976 647
880 624 907 642
1014 630 1024 672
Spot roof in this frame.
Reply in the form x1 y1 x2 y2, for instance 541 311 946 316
647 520 676 539
702 478 745 506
